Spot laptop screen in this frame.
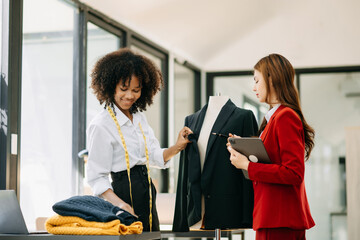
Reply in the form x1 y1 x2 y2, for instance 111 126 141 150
0 190 29 234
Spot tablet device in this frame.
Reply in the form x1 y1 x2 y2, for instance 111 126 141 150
229 137 271 179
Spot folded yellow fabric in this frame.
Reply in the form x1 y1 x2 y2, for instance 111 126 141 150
45 215 143 235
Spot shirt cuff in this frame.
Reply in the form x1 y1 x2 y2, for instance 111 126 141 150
154 148 170 168
88 177 113 196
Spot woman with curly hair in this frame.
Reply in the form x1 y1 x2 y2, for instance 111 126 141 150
227 54 315 240
86 48 192 231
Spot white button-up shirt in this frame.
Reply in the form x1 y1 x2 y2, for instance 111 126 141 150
265 104 281 123
86 105 168 196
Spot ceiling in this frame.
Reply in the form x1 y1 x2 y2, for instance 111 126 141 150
80 0 360 71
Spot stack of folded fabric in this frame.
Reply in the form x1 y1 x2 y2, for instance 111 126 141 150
45 195 143 235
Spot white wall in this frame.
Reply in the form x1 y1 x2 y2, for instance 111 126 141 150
81 0 360 71
204 0 360 70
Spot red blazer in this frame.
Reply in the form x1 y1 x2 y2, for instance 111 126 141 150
248 105 315 230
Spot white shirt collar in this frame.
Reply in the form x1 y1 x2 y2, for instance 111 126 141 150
265 104 281 123
113 104 134 127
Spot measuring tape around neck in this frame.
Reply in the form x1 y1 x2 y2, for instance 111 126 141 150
107 105 153 231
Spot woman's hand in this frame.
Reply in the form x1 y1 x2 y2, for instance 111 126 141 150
226 133 241 148
101 189 138 217
163 127 193 162
227 132 241 140
175 126 193 151
119 202 137 217
227 144 249 170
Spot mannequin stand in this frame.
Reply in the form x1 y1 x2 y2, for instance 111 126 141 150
215 228 221 240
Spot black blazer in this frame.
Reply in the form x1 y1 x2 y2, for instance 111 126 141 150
173 100 258 231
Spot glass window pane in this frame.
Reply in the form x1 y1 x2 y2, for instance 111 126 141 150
86 22 120 128
213 75 267 125
300 72 360 240
172 63 195 192
20 0 74 231
0 1 2 71
130 45 162 139
0 0 5 188
85 22 120 195
0 0 3 131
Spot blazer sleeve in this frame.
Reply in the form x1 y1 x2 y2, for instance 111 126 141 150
172 117 190 232
248 110 305 185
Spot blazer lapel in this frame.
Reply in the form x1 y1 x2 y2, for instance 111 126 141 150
260 123 270 142
193 104 208 135
187 105 208 184
204 99 236 160
261 105 285 142
187 103 208 142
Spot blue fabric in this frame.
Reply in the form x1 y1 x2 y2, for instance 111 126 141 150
52 195 137 225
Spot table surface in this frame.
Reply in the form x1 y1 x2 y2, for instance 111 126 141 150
0 232 161 240
160 229 245 238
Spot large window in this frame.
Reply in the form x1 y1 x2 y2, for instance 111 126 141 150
0 1 5 189
171 62 198 192
86 22 121 128
130 44 168 192
20 0 75 231
300 72 360 240
84 22 121 195
130 45 163 140
213 74 267 125
0 0 10 191
0 1 2 72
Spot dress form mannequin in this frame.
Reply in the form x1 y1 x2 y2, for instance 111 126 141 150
198 95 230 171
190 95 229 229
173 96 257 231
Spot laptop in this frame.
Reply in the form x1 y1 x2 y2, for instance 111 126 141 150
0 190 47 234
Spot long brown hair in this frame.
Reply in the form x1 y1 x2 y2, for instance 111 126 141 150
254 54 315 160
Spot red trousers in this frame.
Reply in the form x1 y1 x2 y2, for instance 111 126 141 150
256 228 306 240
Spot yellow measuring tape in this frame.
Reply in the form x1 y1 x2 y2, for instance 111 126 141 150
107 105 153 231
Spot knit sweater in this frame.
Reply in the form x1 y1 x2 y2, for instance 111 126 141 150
52 195 137 225
45 215 143 235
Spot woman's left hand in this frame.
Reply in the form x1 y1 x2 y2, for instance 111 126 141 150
227 145 250 170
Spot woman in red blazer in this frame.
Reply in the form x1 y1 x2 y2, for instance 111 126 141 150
227 54 315 240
